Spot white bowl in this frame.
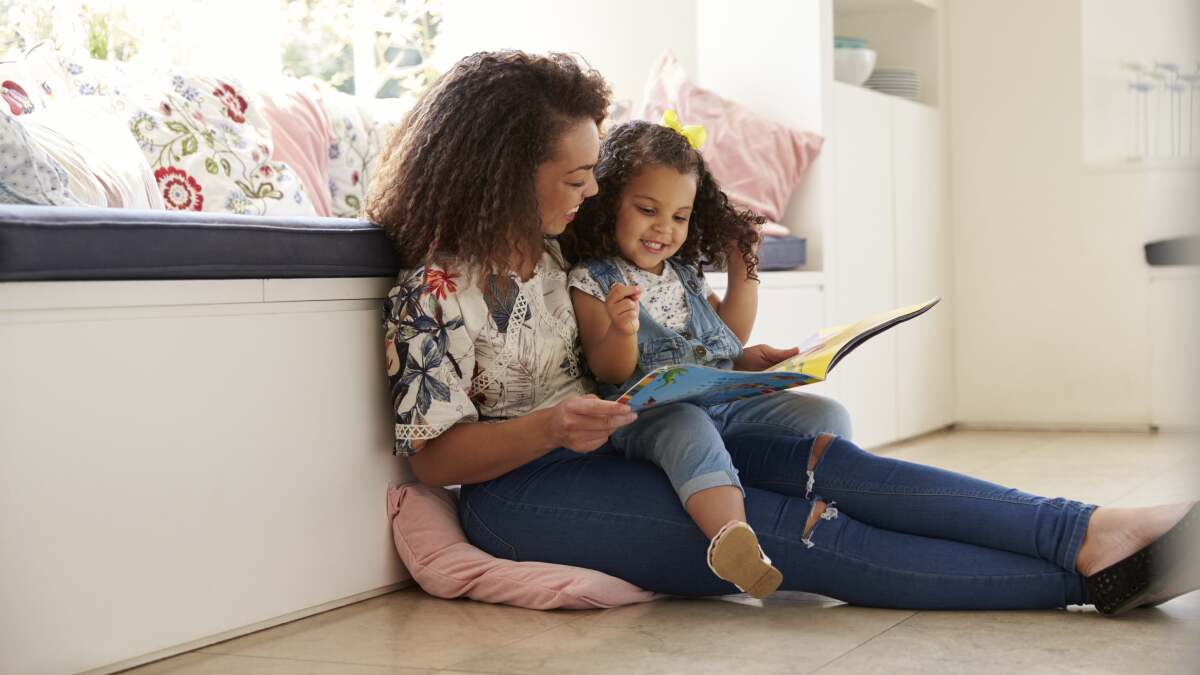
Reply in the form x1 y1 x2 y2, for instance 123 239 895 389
834 47 876 86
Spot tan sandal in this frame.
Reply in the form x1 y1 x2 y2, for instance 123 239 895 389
707 521 783 599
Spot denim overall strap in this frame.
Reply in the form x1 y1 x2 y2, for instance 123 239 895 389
666 259 743 365
586 257 744 399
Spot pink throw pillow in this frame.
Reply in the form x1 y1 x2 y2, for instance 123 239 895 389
386 483 660 610
638 52 824 223
260 79 333 217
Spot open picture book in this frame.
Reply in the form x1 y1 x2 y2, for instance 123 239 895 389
616 298 940 411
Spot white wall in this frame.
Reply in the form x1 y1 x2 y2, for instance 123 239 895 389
696 0 831 269
947 0 1166 429
435 0 697 108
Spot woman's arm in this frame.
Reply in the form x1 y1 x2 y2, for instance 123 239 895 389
571 285 640 385
710 250 758 344
409 395 637 486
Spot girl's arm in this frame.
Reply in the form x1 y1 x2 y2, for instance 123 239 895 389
710 250 758 344
571 284 641 385
409 396 637 486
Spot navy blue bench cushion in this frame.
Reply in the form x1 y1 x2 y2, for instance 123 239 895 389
0 205 807 281
0 205 403 281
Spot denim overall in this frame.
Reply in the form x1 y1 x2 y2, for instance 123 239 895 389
580 257 743 401
577 257 756 505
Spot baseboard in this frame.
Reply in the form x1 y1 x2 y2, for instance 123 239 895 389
953 421 1157 433
81 580 416 675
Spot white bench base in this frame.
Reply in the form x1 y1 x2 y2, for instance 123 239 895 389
1 277 411 675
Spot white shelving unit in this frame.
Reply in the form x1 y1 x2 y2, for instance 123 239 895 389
829 0 953 446
698 0 954 448
833 0 943 108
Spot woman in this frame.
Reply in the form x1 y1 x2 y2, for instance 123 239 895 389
368 50 1197 614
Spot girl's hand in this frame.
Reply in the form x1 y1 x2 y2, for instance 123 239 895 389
605 283 641 335
547 395 637 452
734 344 800 371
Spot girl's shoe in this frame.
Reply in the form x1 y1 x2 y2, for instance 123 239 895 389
1086 503 1199 615
707 521 783 599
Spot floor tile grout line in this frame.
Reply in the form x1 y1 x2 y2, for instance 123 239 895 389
155 650 439 672
807 610 921 674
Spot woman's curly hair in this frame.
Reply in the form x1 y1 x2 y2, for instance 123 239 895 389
367 51 610 275
559 120 763 279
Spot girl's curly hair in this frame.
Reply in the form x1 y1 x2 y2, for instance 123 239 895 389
367 51 610 275
559 120 763 279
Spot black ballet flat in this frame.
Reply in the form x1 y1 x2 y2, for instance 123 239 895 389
1086 504 1199 615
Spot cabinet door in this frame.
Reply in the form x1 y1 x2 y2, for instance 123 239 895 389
893 99 954 437
831 83 898 448
1150 272 1200 430
749 285 824 349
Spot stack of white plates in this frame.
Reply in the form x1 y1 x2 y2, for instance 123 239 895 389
864 67 921 100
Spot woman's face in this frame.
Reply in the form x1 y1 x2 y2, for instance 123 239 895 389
534 119 601 237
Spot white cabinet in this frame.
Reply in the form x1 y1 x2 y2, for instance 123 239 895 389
830 83 899 448
830 83 953 447
893 98 954 438
1149 270 1200 430
697 1 954 447
708 273 832 400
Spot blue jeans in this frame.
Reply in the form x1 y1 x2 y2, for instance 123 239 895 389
459 396 1097 609
611 391 855 505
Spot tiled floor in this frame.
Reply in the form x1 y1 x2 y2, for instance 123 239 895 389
128 430 1200 675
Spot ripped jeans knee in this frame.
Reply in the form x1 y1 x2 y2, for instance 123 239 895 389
800 499 840 549
804 432 839 500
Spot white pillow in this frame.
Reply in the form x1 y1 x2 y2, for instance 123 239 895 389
18 97 163 209
0 41 74 114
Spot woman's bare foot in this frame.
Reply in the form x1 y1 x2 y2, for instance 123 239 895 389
1076 501 1196 576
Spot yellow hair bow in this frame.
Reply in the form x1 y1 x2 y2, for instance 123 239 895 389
660 109 707 150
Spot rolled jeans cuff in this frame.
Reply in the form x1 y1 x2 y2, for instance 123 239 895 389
677 470 743 506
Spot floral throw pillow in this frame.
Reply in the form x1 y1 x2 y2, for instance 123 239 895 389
128 76 314 216
58 54 137 98
64 60 317 217
317 84 409 218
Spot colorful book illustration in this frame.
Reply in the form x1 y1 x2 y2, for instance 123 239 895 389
616 298 940 411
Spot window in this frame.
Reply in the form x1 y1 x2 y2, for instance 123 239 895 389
281 0 440 102
0 0 441 102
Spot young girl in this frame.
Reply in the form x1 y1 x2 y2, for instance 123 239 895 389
562 113 810 599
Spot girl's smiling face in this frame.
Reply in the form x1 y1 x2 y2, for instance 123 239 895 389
614 164 697 274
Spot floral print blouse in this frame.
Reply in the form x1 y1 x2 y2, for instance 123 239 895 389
383 241 591 456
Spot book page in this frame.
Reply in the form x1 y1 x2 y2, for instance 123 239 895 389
768 298 940 379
